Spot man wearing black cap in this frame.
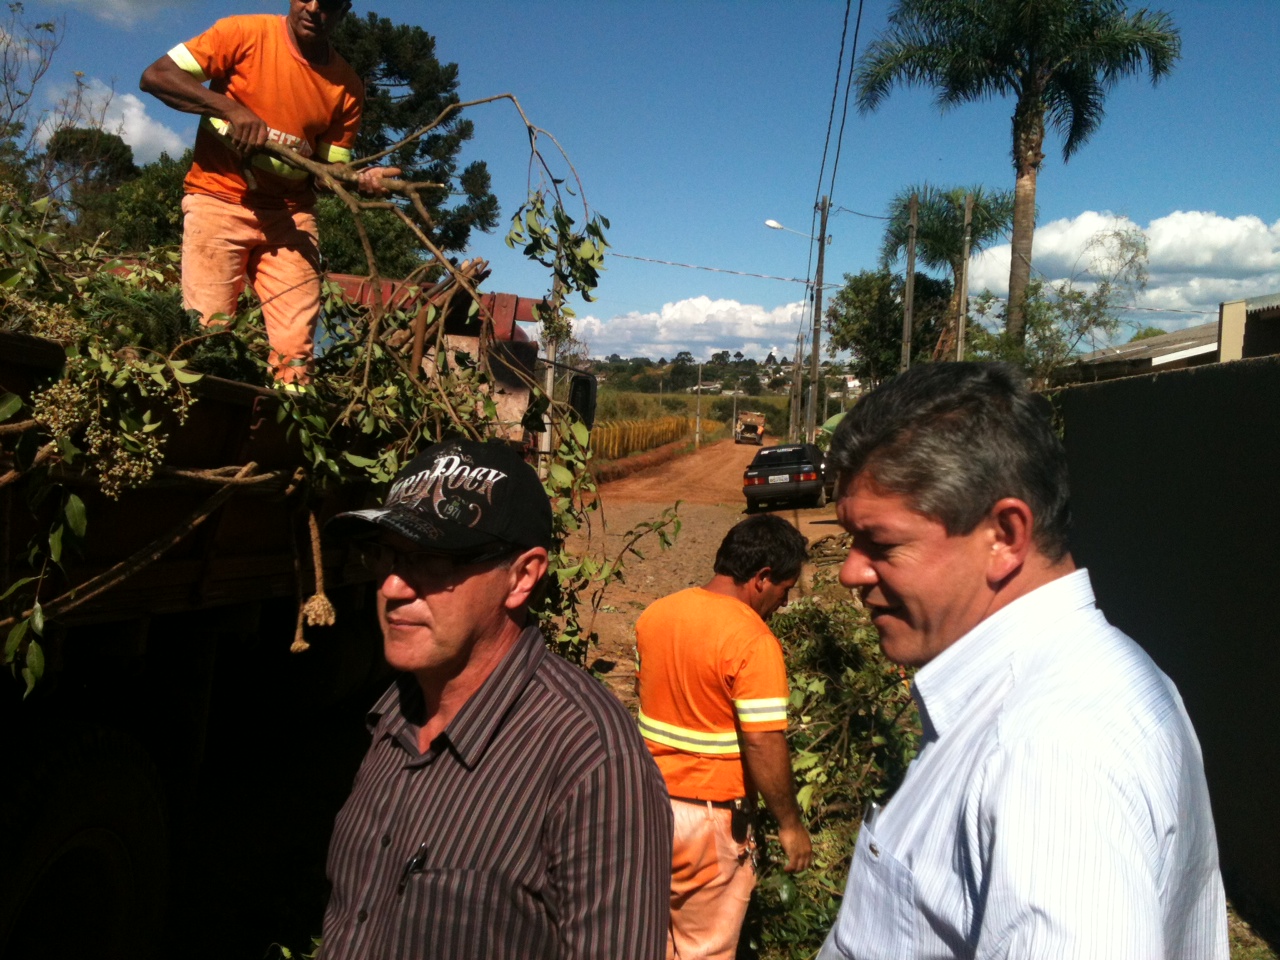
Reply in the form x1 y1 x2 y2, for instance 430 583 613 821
319 439 673 960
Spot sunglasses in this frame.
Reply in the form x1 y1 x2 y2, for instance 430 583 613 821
355 541 517 584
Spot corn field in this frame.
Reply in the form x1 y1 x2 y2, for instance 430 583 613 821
591 416 723 461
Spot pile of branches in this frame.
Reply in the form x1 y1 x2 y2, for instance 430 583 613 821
0 95 639 693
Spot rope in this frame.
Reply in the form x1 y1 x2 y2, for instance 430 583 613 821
300 509 336 636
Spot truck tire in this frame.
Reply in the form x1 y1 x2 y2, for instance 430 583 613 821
0 727 168 960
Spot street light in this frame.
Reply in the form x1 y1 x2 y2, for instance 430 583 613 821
764 219 832 243
764 198 831 444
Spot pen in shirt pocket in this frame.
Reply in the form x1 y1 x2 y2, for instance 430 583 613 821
397 841 429 894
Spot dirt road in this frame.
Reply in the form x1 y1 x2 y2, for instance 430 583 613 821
580 439 846 704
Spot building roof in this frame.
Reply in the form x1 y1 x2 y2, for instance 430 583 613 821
1075 321 1219 368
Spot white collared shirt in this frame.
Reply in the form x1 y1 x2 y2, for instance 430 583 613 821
819 569 1227 960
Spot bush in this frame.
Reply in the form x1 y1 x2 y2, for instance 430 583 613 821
746 583 920 959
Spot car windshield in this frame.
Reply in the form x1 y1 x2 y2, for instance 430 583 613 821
750 447 810 468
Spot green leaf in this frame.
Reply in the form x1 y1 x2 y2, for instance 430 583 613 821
548 463 574 488
342 452 378 467
30 600 44 636
0 267 21 288
64 494 87 537
48 524 63 564
776 874 799 908
169 363 203 384
570 421 589 447
22 638 44 697
0 576 34 603
4 619 28 659
0 392 21 422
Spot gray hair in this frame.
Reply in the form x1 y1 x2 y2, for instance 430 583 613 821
828 362 1071 560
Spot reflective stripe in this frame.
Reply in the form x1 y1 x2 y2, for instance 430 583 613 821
200 118 310 180
167 43 206 82
733 697 788 724
637 710 740 756
316 142 352 164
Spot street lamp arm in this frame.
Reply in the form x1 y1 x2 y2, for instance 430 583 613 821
764 219 831 243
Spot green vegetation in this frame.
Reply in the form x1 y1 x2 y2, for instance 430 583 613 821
747 560 920 959
825 269 951 385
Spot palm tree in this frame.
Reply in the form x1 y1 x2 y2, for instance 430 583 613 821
880 183 1015 353
856 0 1180 344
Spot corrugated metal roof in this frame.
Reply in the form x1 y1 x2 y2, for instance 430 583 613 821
1075 321 1219 366
1245 291 1280 314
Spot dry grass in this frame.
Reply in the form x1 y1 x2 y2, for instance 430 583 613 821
1231 902 1278 960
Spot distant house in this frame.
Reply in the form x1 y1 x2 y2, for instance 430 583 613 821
1061 292 1280 383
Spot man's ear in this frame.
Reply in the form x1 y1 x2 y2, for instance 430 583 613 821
504 547 549 611
986 498 1035 584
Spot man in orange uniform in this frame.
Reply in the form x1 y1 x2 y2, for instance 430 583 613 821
140 1 397 384
636 514 814 959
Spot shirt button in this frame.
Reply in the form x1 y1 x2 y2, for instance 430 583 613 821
869 843 880 857
380 834 391 848
357 909 368 924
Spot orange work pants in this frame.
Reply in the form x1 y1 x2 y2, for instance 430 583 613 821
181 192 321 384
668 799 755 960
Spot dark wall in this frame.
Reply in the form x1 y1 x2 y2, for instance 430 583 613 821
1056 356 1280 936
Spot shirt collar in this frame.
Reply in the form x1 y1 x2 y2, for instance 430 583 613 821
911 568 1098 741
366 624 548 769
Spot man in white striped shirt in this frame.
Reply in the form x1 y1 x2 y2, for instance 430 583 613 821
819 362 1226 960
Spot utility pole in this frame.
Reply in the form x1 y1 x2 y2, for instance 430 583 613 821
900 193 918 373
806 195 830 442
538 336 558 479
957 192 974 362
695 362 703 450
789 334 803 442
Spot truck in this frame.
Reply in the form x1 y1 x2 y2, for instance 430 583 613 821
734 410 766 445
0 266 595 959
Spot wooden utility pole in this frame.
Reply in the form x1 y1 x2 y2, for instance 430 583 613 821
537 336 557 479
957 193 974 361
789 334 803 442
695 362 703 450
900 193 918 373
806 195 831 442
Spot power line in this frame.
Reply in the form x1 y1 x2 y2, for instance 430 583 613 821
833 204 891 221
609 251 828 287
825 0 867 201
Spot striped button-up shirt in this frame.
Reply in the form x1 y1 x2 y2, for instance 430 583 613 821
320 625 673 960
820 569 1227 960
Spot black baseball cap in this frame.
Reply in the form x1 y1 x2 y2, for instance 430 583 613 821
327 439 553 555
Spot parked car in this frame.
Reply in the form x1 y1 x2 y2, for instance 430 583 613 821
742 442 834 511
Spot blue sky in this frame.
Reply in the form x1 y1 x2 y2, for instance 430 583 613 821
22 0 1280 361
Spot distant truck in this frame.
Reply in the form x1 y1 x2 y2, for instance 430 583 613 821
734 411 766 445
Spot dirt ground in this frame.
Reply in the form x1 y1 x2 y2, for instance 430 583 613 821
574 438 846 705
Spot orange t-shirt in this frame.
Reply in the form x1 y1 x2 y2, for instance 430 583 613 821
169 15 363 210
635 587 790 801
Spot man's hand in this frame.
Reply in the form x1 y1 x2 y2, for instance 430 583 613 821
740 728 812 872
355 165 402 196
222 101 269 154
777 821 813 873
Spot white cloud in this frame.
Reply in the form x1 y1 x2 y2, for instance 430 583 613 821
43 0 196 27
969 209 1280 326
102 91 187 163
39 78 185 164
575 296 808 362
